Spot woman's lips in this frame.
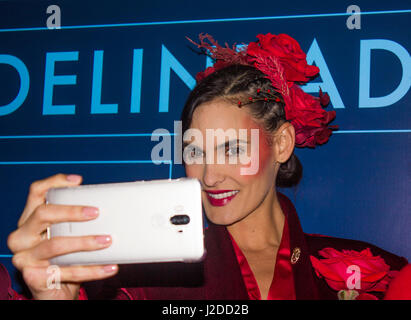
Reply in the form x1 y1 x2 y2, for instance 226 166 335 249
204 189 239 207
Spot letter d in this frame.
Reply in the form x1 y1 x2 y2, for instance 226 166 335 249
0 55 29 116
359 39 411 108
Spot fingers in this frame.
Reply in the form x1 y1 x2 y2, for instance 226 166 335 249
35 235 112 261
19 173 83 227
9 173 119 299
59 265 119 283
22 264 118 293
8 204 99 253
27 204 99 234
12 235 112 270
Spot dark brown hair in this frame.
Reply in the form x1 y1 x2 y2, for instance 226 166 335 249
180 64 302 188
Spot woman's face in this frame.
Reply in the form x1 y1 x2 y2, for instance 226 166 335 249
184 99 279 225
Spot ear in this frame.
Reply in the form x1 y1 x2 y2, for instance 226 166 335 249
272 122 295 164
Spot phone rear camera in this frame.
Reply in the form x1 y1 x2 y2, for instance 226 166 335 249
170 215 190 225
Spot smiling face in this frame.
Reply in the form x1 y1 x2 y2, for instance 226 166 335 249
184 99 280 226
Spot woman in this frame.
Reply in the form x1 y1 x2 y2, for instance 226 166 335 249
2 33 408 300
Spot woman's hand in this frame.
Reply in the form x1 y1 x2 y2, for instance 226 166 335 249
7 173 119 300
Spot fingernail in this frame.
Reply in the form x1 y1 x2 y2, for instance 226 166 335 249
66 174 82 182
103 265 117 273
95 235 111 245
83 207 99 218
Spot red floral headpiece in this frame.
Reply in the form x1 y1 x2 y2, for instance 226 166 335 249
187 33 338 148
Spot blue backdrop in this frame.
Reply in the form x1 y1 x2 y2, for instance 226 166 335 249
0 0 410 292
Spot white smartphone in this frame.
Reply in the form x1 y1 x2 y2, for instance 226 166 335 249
46 178 205 266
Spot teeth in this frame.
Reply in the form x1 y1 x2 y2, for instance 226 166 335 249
207 190 239 199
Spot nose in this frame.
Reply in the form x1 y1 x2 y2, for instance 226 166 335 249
202 163 226 188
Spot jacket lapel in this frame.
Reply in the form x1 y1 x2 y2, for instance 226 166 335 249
277 192 319 299
201 223 250 299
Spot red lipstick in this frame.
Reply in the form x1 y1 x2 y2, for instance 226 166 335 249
204 189 239 207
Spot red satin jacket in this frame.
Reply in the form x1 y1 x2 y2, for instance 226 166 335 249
1 192 408 300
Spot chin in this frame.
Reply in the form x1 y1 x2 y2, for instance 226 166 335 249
204 206 243 226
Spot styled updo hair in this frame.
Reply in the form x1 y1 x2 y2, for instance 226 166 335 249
180 64 302 188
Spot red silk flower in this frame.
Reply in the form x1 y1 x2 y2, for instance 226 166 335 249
247 33 319 85
310 248 398 299
384 264 411 300
286 85 337 148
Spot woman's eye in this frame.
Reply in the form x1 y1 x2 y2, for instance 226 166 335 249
192 148 203 158
184 146 204 159
226 145 245 157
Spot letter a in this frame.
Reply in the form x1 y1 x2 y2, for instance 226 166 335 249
46 5 61 29
346 5 361 30
346 265 361 290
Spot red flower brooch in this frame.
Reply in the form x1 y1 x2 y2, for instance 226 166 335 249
310 248 399 300
187 33 338 148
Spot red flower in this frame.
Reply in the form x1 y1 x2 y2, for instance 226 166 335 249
286 85 337 148
310 248 398 297
247 33 319 85
384 264 411 300
356 293 379 300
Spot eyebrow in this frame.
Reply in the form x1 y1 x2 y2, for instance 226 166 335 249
183 139 250 150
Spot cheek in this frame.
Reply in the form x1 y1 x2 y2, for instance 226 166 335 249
185 164 202 179
256 130 272 174
239 126 273 179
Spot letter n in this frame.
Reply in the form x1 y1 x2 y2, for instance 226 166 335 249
159 45 196 112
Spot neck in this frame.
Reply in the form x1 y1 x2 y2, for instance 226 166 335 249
226 188 285 252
